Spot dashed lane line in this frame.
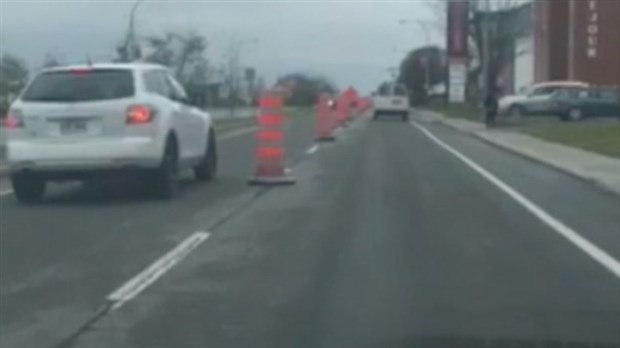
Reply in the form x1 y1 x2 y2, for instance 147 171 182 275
107 231 211 309
305 144 320 155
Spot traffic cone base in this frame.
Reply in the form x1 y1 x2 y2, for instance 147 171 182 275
248 169 296 186
316 135 335 142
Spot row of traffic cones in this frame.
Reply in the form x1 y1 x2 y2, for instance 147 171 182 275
315 88 372 141
248 89 373 186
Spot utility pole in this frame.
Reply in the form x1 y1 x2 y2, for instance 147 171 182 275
227 42 240 118
481 0 491 97
226 37 259 118
416 20 432 95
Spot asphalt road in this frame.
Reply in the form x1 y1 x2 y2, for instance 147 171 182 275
1 111 619 348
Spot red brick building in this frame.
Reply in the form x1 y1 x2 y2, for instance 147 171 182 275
534 0 620 86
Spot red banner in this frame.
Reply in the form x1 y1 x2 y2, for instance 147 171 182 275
447 0 469 58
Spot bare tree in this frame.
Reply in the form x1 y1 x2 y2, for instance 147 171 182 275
143 31 207 84
0 54 28 115
175 32 207 83
144 33 176 67
42 51 63 68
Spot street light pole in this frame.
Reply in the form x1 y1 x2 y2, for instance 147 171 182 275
415 20 432 94
127 0 145 61
481 0 491 97
227 37 259 117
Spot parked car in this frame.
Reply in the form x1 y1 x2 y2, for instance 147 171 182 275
498 81 589 117
554 86 620 121
372 83 410 122
3 63 217 203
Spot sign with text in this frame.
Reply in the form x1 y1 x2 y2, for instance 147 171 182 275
448 58 467 103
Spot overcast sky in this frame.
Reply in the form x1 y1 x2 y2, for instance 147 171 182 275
0 0 443 93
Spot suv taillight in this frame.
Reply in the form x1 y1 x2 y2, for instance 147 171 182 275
126 105 154 125
2 109 24 129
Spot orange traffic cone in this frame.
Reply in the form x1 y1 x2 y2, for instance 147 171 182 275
248 93 295 185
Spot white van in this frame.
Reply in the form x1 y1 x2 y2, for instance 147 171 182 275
372 83 409 122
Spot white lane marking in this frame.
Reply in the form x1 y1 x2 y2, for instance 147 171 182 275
107 231 211 309
410 121 620 279
306 144 320 155
220 126 257 141
0 189 12 197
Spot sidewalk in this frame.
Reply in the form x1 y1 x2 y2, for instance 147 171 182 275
417 109 620 196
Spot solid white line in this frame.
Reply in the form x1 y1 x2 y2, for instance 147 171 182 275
410 120 620 279
0 189 12 197
107 231 211 309
306 144 320 155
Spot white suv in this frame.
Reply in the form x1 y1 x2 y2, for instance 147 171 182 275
4 63 217 203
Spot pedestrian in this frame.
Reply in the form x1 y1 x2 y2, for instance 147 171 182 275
484 89 499 128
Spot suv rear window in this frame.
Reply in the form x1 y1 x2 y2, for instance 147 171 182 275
21 69 134 102
394 85 407 96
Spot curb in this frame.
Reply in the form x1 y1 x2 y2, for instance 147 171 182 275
472 131 620 197
428 115 620 197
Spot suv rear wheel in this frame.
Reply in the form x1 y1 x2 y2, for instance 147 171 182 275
194 130 217 182
11 173 46 203
152 137 179 199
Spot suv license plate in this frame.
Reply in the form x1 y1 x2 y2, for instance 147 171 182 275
60 120 88 134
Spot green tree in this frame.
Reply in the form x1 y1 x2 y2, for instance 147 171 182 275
398 46 446 105
276 73 337 106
